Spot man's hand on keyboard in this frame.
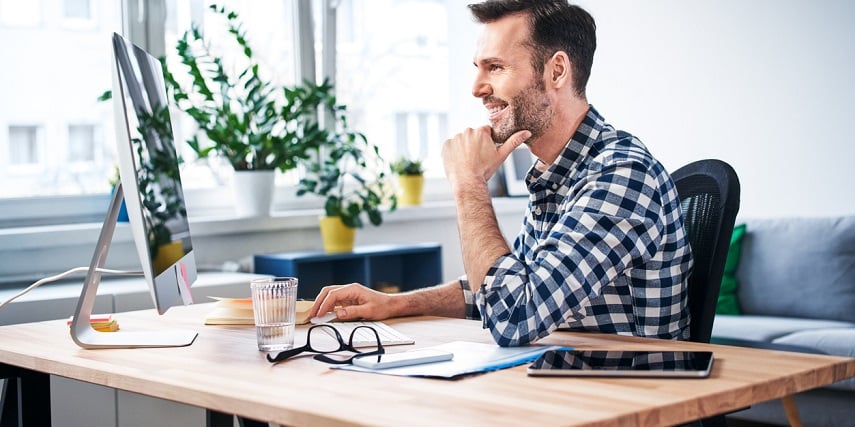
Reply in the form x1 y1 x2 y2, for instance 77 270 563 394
311 283 399 322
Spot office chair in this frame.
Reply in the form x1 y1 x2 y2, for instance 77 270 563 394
673 160 741 427
674 161 807 427
672 159 741 344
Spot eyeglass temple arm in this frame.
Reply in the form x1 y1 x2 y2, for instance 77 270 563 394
266 347 306 363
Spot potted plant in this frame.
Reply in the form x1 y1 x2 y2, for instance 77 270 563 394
390 157 425 206
297 101 397 253
161 4 331 217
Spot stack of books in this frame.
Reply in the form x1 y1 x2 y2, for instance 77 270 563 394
66 314 119 332
203 297 254 325
204 297 314 325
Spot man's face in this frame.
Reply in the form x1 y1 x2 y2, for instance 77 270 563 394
472 13 552 145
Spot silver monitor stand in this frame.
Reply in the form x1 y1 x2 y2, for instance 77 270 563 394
69 184 198 349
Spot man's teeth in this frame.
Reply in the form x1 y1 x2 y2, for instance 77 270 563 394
489 105 506 113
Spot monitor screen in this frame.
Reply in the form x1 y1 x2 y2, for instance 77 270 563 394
111 32 196 314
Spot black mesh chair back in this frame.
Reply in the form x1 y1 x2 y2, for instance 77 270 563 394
672 159 740 343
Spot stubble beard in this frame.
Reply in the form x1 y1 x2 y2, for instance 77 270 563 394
490 77 552 145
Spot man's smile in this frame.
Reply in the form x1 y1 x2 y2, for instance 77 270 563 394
485 100 509 121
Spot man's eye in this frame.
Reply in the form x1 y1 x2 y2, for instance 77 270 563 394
489 64 502 72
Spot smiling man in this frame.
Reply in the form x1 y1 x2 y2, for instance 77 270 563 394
310 0 694 347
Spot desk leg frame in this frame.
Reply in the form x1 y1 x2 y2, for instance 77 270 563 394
2 364 268 427
206 410 268 427
1 364 51 427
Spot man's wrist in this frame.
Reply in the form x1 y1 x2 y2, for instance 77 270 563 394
451 176 489 198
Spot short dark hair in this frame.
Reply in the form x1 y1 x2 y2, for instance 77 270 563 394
468 0 596 97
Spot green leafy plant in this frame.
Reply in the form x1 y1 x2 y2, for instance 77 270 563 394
296 103 397 229
162 4 329 172
390 157 424 176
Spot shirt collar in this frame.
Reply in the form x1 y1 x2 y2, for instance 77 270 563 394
527 105 605 193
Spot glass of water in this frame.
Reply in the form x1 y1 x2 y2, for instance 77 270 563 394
250 277 298 352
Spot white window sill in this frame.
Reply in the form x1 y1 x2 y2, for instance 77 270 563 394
0 197 529 284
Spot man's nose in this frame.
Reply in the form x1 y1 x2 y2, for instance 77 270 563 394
472 74 491 99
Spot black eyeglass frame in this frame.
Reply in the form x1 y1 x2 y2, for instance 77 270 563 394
266 324 385 364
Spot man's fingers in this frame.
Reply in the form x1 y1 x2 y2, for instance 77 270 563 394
309 285 338 318
334 304 367 321
497 130 532 158
317 283 363 316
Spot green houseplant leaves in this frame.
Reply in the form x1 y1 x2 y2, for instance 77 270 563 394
162 4 328 172
390 157 424 176
296 103 397 229
103 4 397 229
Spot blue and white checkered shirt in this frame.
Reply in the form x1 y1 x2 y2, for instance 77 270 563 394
460 106 693 346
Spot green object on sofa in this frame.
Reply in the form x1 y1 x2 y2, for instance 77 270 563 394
717 223 746 314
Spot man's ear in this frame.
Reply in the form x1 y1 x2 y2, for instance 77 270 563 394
547 51 571 88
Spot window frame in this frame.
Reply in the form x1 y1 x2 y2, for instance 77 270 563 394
1 0 461 231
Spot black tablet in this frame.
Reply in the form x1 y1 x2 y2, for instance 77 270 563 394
526 350 714 378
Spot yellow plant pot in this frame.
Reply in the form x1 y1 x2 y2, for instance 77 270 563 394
398 175 424 206
319 216 356 253
152 240 185 275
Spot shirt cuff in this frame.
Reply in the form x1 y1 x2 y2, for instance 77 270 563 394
458 276 482 321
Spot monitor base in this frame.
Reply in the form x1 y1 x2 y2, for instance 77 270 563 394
72 327 198 349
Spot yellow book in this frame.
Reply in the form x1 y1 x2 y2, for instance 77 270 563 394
204 297 313 325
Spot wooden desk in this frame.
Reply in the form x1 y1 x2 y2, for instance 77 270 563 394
1 303 853 426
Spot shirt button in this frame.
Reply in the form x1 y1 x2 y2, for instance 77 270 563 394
534 207 542 215
551 183 559 190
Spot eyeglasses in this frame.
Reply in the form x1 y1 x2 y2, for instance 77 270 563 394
266 324 385 364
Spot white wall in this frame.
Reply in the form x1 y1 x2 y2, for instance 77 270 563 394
452 0 855 219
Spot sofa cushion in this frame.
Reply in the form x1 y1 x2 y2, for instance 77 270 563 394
716 223 746 315
736 216 855 322
713 314 855 341
773 328 855 391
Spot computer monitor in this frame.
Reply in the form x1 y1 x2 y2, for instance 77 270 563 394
69 33 198 349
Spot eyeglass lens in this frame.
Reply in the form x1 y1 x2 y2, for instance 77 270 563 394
266 324 384 364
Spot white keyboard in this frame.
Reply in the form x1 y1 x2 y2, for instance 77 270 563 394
322 321 414 348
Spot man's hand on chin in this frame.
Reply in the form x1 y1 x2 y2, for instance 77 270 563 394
442 126 531 186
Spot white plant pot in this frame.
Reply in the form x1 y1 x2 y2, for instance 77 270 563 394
232 170 275 217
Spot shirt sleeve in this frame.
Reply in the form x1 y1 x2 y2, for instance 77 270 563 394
477 160 667 347
457 276 482 320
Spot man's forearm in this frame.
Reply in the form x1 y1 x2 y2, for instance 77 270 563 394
453 180 512 292
397 280 468 318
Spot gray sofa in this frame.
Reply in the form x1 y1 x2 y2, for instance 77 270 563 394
710 216 855 426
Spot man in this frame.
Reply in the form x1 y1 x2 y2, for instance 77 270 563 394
309 0 693 347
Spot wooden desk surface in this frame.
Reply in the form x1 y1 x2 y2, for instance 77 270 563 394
1 303 853 427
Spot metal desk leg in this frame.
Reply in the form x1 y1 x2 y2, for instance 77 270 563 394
206 410 235 427
1 378 19 427
207 410 268 427
238 417 269 427
0 365 51 427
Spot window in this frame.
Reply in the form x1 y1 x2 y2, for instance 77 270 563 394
395 111 448 163
332 0 451 179
7 125 41 166
68 124 97 163
63 0 91 20
62 0 97 29
164 0 299 190
1 0 474 227
0 1 119 200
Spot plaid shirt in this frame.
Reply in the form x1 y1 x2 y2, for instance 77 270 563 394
460 106 692 346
